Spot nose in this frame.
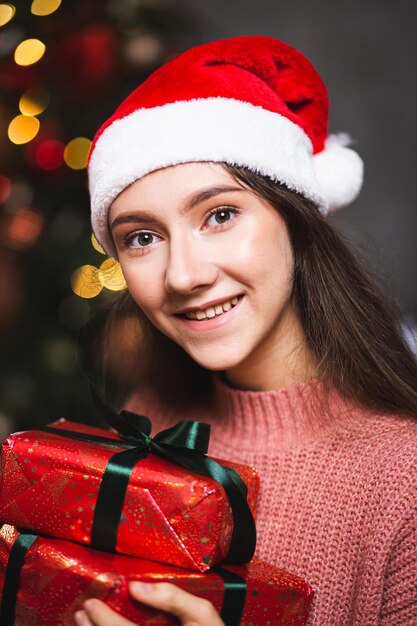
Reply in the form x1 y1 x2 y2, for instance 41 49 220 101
164 235 218 294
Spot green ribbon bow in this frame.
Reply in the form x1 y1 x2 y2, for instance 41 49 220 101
43 407 256 566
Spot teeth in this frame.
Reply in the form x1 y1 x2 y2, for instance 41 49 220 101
184 296 240 320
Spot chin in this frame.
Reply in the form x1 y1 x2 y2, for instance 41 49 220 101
184 345 248 373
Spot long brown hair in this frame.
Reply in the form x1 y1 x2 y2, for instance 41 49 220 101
91 164 417 416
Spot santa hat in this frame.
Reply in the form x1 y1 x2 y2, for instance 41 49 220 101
88 36 364 257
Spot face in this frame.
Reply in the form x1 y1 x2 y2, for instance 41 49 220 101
109 162 303 379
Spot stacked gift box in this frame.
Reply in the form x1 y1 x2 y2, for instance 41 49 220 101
0 413 314 625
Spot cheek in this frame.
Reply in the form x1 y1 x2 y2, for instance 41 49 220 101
225 227 268 274
122 263 165 315
232 222 293 288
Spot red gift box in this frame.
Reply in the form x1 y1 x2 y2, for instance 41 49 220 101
0 419 258 571
0 524 314 626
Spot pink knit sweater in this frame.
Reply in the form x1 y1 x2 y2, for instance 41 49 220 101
127 378 417 625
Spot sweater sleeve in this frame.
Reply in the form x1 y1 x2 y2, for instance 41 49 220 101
379 508 417 625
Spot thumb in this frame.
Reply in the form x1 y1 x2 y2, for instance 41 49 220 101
129 582 225 625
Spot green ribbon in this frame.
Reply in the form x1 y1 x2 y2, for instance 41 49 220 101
42 409 256 565
214 565 247 626
0 531 38 625
0 532 247 626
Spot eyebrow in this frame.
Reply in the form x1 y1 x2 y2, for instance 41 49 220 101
110 184 244 230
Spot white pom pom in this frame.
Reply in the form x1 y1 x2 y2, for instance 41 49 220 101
313 133 364 213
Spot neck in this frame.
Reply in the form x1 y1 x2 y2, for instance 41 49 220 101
224 303 316 391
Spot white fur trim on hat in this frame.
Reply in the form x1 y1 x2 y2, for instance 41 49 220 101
89 97 326 257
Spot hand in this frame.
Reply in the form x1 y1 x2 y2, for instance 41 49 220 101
74 581 226 626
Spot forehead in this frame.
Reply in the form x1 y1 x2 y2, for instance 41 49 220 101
109 162 242 218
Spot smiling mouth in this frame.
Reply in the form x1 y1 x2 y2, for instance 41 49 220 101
178 296 241 321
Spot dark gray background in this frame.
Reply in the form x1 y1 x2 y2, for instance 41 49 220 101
178 0 417 318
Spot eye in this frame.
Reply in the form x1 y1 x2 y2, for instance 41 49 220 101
205 207 238 228
125 231 160 249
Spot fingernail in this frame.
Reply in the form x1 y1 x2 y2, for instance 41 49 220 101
74 611 85 624
130 581 153 594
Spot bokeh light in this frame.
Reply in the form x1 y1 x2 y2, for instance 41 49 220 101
0 24 23 57
0 175 12 203
35 139 64 170
41 337 77 374
4 179 34 212
71 264 103 298
8 114 40 144
19 87 50 115
0 3 15 26
63 137 91 170
123 33 163 67
14 38 46 66
5 207 44 249
91 232 105 254
31 0 61 17
98 258 127 291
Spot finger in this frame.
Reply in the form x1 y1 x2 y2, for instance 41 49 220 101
74 610 94 626
129 582 224 625
82 599 138 626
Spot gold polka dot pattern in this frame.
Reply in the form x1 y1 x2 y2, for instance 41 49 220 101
0 524 314 625
0 419 259 572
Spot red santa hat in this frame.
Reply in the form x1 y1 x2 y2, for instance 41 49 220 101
88 36 364 257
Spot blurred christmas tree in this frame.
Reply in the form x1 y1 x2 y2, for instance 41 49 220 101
0 0 196 434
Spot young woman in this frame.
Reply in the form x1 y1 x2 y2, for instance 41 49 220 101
75 37 417 626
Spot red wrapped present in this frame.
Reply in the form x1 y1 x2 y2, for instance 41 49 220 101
0 417 258 571
0 524 314 626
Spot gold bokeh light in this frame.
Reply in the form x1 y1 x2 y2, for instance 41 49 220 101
14 38 46 66
99 258 127 291
19 87 50 116
0 4 15 26
91 233 105 255
31 0 61 16
8 114 40 144
71 265 103 299
63 137 91 170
